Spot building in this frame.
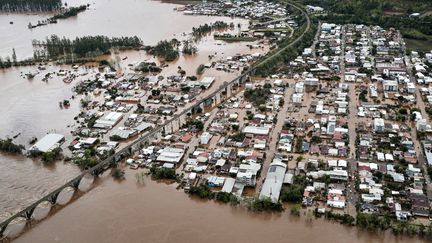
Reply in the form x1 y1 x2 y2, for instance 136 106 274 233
327 188 346 208
243 126 270 136
383 80 398 92
94 112 123 129
236 162 261 186
200 132 213 145
259 159 287 202
200 77 215 89
416 119 428 132
374 118 385 132
156 147 185 164
30 133 65 153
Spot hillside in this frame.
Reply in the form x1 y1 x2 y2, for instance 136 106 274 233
296 0 432 49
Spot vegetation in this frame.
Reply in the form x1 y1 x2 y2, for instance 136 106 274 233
184 119 204 131
51 4 87 20
254 16 318 76
0 138 25 154
299 0 432 41
134 61 161 73
73 148 99 170
290 204 301 216
182 40 198 55
196 64 206 75
112 168 125 180
229 132 246 142
29 4 88 28
249 197 284 212
0 0 61 12
149 166 177 180
325 211 355 225
359 90 368 102
214 36 257 43
280 176 307 203
192 21 230 40
146 39 179 61
356 213 391 230
244 84 272 106
33 35 143 59
215 192 239 205
189 185 213 199
41 147 63 164
109 135 122 141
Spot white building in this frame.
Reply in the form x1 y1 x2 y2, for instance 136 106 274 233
30 133 65 153
156 147 185 164
259 159 287 202
374 118 385 132
243 126 270 136
383 80 398 92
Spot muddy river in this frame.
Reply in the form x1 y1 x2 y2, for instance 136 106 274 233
14 171 426 243
0 0 265 221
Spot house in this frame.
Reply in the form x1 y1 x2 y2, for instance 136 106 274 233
327 188 345 208
383 80 398 92
410 193 430 217
200 132 213 145
374 118 385 132
236 161 261 186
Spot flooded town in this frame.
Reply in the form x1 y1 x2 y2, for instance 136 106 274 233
0 0 432 242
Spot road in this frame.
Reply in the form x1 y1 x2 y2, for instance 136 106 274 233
256 82 294 191
254 0 311 69
406 55 432 201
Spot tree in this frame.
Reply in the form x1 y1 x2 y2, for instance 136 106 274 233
182 40 198 55
110 135 122 141
189 185 213 199
249 197 284 212
11 48 17 63
290 204 301 216
280 184 304 203
149 166 176 180
112 168 125 180
0 138 25 154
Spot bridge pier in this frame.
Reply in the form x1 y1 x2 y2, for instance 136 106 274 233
214 92 219 106
164 123 173 135
179 114 186 127
172 119 180 132
71 176 83 190
131 143 141 153
0 223 7 237
48 191 61 205
226 84 232 97
24 207 36 220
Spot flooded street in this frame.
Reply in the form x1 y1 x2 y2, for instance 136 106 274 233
15 171 426 243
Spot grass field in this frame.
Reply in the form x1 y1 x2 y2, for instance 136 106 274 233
406 38 432 52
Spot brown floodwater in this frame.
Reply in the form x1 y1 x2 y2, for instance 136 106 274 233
0 0 263 221
0 0 248 59
14 171 425 243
